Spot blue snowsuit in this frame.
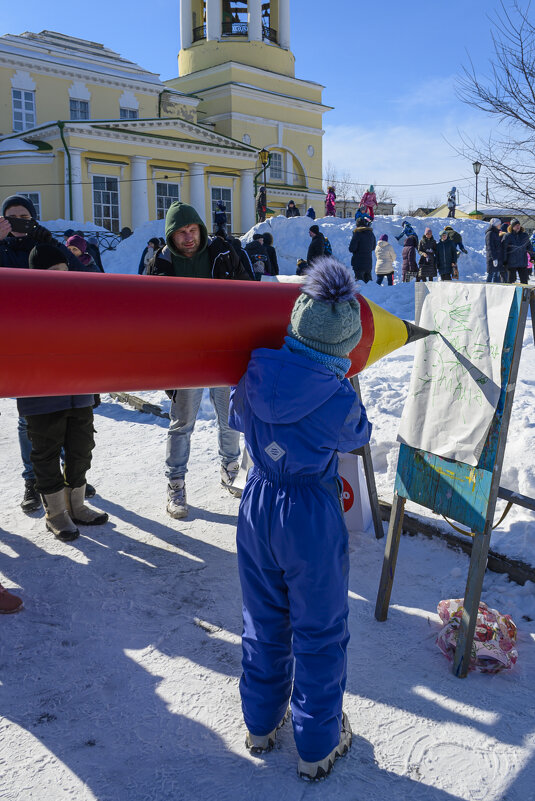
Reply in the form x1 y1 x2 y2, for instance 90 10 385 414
229 346 371 762
395 221 417 242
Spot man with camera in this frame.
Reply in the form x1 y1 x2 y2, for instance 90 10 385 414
0 194 98 514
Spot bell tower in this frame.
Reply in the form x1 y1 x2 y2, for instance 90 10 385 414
178 0 294 78
167 0 327 217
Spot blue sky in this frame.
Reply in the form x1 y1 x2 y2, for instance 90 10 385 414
2 0 509 209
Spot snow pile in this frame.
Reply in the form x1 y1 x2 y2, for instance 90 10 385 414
43 218 108 235
101 219 166 274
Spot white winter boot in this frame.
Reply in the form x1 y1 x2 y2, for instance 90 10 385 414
66 485 109 526
42 489 79 542
220 460 242 497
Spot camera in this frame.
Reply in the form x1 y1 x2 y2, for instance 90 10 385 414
6 216 38 234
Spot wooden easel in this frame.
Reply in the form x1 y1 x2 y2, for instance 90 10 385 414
375 285 535 677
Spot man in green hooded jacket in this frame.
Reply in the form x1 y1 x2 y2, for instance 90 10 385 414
148 201 253 518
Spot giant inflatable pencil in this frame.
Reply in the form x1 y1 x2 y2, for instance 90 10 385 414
0 269 430 398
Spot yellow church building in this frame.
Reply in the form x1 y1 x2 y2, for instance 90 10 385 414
0 1 328 233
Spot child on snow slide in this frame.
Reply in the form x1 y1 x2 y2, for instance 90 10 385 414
229 258 371 781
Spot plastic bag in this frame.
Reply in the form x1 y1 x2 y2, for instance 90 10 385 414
436 599 518 674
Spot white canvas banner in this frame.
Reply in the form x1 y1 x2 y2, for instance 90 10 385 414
397 283 517 466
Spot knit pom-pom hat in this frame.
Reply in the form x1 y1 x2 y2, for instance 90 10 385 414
287 257 362 357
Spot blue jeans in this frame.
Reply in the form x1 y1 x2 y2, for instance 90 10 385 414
165 387 240 480
486 270 504 283
18 416 35 481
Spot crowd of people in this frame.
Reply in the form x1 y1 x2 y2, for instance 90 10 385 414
2 187 535 782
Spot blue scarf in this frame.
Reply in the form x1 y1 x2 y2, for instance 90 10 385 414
284 336 350 380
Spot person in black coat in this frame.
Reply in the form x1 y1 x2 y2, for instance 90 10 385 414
230 237 255 280
214 201 227 234
285 200 300 218
417 228 437 282
86 236 105 272
502 218 534 283
307 224 326 266
262 231 279 276
485 218 506 283
348 219 376 282
436 230 458 280
245 233 271 280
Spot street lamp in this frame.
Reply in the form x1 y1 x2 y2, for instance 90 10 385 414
472 160 482 213
259 148 269 193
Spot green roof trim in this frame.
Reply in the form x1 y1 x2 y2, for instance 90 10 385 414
22 139 53 151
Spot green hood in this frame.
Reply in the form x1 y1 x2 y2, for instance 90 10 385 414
165 202 208 257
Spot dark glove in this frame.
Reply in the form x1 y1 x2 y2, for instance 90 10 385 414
93 394 101 408
33 225 52 243
165 390 177 402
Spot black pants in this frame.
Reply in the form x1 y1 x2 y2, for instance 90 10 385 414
376 273 394 285
508 267 529 283
354 269 372 283
26 407 95 495
416 276 434 282
447 209 455 218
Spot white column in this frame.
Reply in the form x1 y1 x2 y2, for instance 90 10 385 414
285 152 293 185
248 0 262 42
64 147 84 223
130 156 149 229
206 0 221 41
189 163 208 221
279 0 291 49
180 0 193 49
240 169 256 233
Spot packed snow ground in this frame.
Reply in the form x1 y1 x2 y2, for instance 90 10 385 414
1 214 535 800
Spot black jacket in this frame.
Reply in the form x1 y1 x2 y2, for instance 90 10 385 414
285 204 300 218
485 226 504 271
245 239 272 278
502 228 534 270
307 231 326 265
348 226 376 273
417 236 437 278
436 237 458 275
0 231 94 271
148 237 252 280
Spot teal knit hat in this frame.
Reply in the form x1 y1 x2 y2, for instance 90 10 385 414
287 257 362 357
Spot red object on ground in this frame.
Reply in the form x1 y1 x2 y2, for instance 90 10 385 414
0 584 23 614
0 269 404 398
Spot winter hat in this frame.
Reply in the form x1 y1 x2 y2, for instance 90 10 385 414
425 227 432 235
28 243 67 270
252 233 264 241
358 218 370 227
379 234 388 242
369 185 374 192
2 194 37 218
439 229 449 237
263 232 273 245
63 228 75 238
287 258 362 357
217 201 226 210
147 237 160 248
511 218 520 226
66 234 87 253
288 200 296 205
309 224 320 235
500 223 509 232
489 218 502 228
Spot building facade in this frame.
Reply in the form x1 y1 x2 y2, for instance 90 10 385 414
0 2 329 232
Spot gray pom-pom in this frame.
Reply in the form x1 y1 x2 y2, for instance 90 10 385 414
302 257 358 303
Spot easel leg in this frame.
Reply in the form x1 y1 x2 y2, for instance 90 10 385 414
452 531 491 678
375 492 406 621
350 375 383 539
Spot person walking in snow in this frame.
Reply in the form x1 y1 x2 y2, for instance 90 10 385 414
485 218 506 283
325 186 336 217
305 206 316 220
262 231 279 276
307 224 327 266
348 217 376 282
285 200 300 218
502 218 535 284
359 185 378 220
229 258 371 781
17 243 109 542
401 234 419 282
417 228 437 282
447 187 457 218
374 234 396 285
147 201 252 519
436 229 458 280
245 233 271 280
354 205 370 224
395 219 417 242
138 237 160 275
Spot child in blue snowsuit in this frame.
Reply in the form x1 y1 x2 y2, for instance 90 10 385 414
395 219 417 242
229 259 371 781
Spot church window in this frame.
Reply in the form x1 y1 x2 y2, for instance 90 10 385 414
12 89 35 132
92 176 120 233
222 1 248 35
211 187 233 232
156 182 180 219
269 152 283 181
120 108 139 119
70 99 90 121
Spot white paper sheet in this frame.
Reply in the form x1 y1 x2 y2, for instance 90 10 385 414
397 283 517 466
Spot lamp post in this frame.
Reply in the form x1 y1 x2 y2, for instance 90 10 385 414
259 148 269 193
473 160 482 213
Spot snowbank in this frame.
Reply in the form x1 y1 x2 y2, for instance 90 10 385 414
43 218 108 235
